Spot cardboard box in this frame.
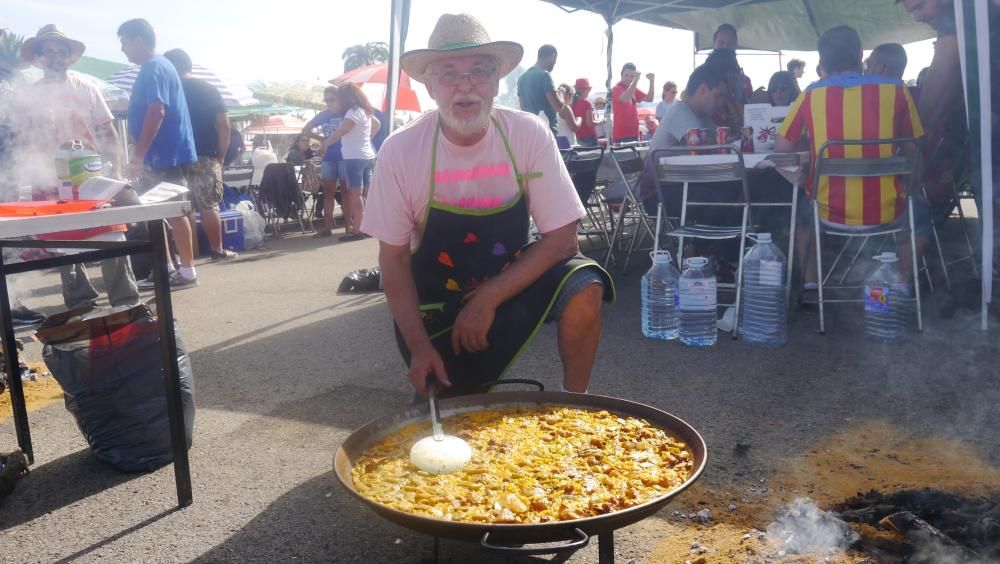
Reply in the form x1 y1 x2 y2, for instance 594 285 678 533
744 104 790 153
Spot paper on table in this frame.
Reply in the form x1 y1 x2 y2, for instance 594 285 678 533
78 176 129 201
138 182 189 205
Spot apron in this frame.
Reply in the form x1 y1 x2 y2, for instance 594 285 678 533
395 117 614 397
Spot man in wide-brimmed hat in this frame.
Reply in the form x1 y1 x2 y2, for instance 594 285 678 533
362 13 613 399
20 24 140 313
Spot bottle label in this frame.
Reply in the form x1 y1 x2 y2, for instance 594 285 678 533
865 284 889 313
759 260 784 287
679 278 717 309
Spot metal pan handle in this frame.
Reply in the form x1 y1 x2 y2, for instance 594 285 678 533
476 378 546 393
480 527 589 555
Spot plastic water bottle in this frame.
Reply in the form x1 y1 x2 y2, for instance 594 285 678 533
679 257 717 347
863 252 911 342
739 233 787 347
641 250 680 340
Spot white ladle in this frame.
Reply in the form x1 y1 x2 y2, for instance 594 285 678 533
409 384 472 474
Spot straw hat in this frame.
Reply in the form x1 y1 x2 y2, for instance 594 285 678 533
20 25 86 66
402 14 522 84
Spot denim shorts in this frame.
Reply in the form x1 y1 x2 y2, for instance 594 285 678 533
343 158 374 189
320 160 346 182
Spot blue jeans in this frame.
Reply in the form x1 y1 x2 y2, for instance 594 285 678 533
320 160 346 182
343 158 374 189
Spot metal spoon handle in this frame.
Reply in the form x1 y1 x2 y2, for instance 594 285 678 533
428 382 445 441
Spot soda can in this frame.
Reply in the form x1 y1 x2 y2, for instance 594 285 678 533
740 127 755 153
715 127 730 153
686 128 702 154
699 128 712 147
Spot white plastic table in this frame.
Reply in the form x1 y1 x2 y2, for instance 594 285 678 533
0 201 194 507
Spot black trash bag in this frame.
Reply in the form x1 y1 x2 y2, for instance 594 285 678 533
35 304 195 472
338 267 382 294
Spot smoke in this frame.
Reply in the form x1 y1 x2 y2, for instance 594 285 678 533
766 498 858 557
0 67 60 198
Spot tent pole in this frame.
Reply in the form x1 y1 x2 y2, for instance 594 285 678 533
606 15 614 128
956 0 993 330
385 0 410 135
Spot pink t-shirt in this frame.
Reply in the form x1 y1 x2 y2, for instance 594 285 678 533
362 106 585 247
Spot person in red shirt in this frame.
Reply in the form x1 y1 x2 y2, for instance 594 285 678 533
571 78 598 147
610 63 653 143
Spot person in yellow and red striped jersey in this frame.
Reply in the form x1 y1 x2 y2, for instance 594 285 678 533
775 25 929 306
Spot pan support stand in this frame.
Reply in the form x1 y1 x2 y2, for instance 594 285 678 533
599 530 615 563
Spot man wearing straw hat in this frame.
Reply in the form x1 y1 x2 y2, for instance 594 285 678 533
19 24 140 312
362 14 614 399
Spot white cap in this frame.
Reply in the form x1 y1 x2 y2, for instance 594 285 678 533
756 233 772 243
651 250 673 263
684 256 709 268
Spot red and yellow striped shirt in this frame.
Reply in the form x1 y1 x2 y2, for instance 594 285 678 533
779 73 924 226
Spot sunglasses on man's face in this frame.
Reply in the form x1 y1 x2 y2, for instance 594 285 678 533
41 48 70 58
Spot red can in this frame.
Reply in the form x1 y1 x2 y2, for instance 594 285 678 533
740 127 755 153
686 128 702 154
715 127 730 153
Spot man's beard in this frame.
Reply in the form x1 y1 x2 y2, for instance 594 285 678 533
438 94 492 136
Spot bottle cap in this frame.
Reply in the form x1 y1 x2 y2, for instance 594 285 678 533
651 250 672 264
874 252 899 263
684 256 709 268
757 233 772 243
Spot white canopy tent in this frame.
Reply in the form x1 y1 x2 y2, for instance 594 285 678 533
382 0 994 327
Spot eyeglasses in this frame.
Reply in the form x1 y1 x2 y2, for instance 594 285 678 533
41 48 70 58
429 67 497 87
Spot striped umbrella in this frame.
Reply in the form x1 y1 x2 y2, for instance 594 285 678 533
330 63 421 113
107 64 257 107
242 115 308 135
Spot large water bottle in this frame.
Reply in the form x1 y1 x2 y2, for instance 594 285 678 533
863 252 911 342
679 257 717 347
641 250 680 340
739 233 787 347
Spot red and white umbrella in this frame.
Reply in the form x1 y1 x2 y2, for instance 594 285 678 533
108 63 257 108
242 115 307 136
329 63 421 113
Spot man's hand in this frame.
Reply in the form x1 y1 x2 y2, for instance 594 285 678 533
318 143 328 158
451 291 497 354
125 159 143 180
408 342 450 398
645 73 655 80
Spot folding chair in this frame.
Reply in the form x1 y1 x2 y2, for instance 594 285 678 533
808 139 923 334
295 159 322 231
604 144 657 272
654 145 754 338
562 146 610 250
222 166 253 195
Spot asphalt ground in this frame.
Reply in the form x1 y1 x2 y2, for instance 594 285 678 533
1 222 997 563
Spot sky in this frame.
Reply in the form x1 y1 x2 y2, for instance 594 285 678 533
7 0 936 104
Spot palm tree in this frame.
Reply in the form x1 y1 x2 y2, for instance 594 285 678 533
0 32 27 76
342 42 389 72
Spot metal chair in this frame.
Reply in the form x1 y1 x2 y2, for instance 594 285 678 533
653 145 754 338
604 144 656 272
222 166 253 195
808 139 923 334
562 146 611 250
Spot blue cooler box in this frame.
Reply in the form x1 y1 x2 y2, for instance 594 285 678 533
195 209 245 255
